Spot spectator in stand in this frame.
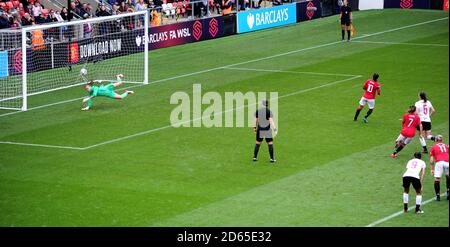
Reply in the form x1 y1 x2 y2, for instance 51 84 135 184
47 9 58 23
135 0 147 11
54 10 64 22
150 8 160 26
18 3 25 17
119 1 128 13
11 13 22 28
210 0 221 14
26 3 33 15
21 12 33 26
126 0 137 8
96 4 111 35
272 0 282 6
153 0 162 8
70 2 80 19
112 3 121 15
0 10 11 29
87 3 93 16
83 13 93 38
78 3 88 18
32 2 43 19
60 7 68 20
238 0 249 10
147 0 156 9
96 4 111 17
109 0 119 5
221 0 232 15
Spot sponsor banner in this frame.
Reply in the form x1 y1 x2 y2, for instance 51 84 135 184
0 51 8 78
142 16 224 50
383 0 430 9
64 30 140 65
7 48 33 76
358 0 384 10
237 3 297 33
5 17 224 75
444 0 449 10
297 0 322 22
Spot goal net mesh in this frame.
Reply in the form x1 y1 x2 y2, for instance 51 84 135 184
0 11 148 111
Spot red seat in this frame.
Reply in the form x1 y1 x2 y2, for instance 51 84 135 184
12 0 20 8
0 3 6 11
6 1 14 11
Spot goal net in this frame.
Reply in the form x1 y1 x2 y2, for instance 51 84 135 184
0 10 149 111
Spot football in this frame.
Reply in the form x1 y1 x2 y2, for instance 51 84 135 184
80 68 88 76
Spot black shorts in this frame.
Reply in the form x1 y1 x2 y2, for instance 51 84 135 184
256 129 273 143
416 121 431 131
341 19 351 26
403 176 422 191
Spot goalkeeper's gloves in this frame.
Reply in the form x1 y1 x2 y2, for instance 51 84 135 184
273 128 278 134
253 126 257 133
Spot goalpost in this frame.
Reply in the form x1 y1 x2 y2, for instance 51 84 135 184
0 10 149 111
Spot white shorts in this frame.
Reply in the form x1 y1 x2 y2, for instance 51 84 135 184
396 134 413 145
359 97 375 109
434 161 449 178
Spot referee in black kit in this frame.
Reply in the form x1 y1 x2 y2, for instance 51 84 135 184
340 0 352 41
253 99 277 163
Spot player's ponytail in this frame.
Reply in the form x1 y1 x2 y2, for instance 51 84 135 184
419 91 427 102
372 73 379 81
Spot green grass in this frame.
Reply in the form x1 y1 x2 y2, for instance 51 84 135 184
0 9 448 226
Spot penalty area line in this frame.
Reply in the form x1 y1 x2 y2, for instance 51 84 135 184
0 141 84 150
352 40 449 47
365 197 436 227
224 67 361 77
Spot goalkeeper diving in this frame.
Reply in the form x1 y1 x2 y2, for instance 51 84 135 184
82 74 134 111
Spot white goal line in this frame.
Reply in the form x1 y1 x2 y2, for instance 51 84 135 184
0 80 144 103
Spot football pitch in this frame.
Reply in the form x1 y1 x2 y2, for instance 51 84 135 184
0 9 448 226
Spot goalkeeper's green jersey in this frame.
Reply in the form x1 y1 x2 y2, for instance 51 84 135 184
89 83 116 98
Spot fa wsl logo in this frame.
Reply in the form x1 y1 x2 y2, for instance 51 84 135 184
306 1 317 20
400 0 413 9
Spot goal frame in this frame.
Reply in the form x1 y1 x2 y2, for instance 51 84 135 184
15 10 149 111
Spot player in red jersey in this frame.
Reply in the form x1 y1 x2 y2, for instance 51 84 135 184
429 135 449 201
354 73 381 123
390 105 422 158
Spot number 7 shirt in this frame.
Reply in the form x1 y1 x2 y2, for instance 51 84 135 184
401 113 421 138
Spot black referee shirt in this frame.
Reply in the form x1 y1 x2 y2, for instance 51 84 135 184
340 6 352 21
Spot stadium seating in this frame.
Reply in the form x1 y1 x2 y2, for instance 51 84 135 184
12 0 20 8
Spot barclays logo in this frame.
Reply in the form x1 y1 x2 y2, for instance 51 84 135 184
247 13 255 29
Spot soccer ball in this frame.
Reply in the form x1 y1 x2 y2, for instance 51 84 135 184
80 68 88 76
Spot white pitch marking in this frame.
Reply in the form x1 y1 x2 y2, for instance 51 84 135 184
352 40 449 47
366 197 436 227
224 67 361 77
0 141 84 150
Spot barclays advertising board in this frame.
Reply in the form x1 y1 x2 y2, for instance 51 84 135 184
237 4 297 34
